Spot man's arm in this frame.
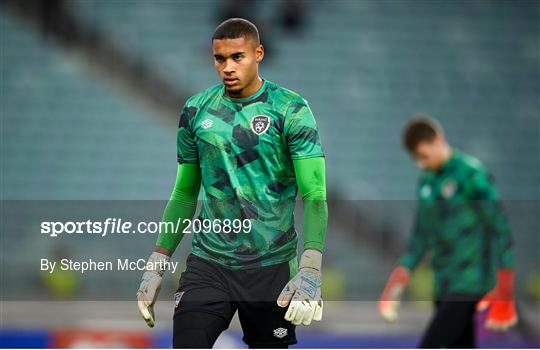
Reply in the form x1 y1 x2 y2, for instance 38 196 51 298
277 156 327 326
136 163 201 327
155 163 202 255
398 205 429 271
277 95 326 326
469 170 517 330
294 157 328 252
379 197 429 322
469 170 514 269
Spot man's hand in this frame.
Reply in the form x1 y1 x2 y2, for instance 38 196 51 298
477 269 518 331
136 252 169 327
378 266 410 322
277 249 323 326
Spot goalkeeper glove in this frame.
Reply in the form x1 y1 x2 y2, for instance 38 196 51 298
277 249 323 326
477 268 518 331
378 266 410 322
136 251 169 327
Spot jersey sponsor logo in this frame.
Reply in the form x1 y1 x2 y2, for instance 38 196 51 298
201 119 213 129
174 291 184 308
442 180 457 198
250 115 271 135
273 327 288 339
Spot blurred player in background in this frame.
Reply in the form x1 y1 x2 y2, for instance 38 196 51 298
137 18 327 348
378 116 517 348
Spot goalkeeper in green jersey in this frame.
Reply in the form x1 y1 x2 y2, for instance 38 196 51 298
379 116 517 348
136 18 327 348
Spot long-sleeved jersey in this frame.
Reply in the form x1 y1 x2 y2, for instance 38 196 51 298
175 79 325 269
400 150 514 297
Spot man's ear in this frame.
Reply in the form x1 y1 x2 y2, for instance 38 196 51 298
434 135 446 146
256 44 264 63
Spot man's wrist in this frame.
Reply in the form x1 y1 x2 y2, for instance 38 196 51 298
304 241 324 252
496 268 514 297
154 246 173 257
146 251 170 276
299 248 323 272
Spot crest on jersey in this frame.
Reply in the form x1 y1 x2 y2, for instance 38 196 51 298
442 180 457 198
250 115 271 135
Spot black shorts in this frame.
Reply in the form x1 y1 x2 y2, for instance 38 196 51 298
419 294 481 348
173 254 297 348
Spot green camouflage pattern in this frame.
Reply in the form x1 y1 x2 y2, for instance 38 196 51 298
177 80 324 269
400 150 514 297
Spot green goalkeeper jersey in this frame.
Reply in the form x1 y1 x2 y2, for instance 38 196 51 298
400 150 514 297
177 79 324 269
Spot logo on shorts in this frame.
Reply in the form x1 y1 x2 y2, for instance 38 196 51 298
273 327 288 339
201 119 213 129
174 291 184 308
250 115 270 135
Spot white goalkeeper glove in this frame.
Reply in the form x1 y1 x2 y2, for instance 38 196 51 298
136 252 169 327
277 249 323 326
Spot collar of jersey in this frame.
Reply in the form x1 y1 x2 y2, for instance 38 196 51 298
436 148 458 175
222 79 267 104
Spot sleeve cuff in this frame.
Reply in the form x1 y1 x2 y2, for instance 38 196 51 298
304 241 324 252
290 153 325 160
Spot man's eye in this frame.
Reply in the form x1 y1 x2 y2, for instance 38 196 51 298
233 55 242 61
215 57 224 63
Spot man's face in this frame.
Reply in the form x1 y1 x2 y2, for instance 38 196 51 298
212 37 263 97
412 137 446 171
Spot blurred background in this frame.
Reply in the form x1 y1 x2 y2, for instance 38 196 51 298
1 0 539 348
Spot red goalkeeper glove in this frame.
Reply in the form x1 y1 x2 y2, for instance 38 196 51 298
477 269 518 331
378 266 410 322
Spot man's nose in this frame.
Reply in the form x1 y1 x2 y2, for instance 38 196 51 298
223 59 235 73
